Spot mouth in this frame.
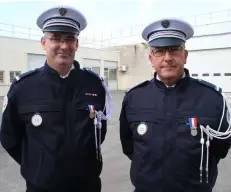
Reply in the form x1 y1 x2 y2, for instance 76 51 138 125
58 53 69 56
57 53 69 57
162 66 176 70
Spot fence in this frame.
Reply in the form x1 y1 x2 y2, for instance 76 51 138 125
0 8 231 49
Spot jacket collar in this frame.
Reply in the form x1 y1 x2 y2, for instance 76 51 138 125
153 68 190 89
43 60 80 78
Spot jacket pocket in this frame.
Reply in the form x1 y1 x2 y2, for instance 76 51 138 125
18 104 62 129
126 108 165 187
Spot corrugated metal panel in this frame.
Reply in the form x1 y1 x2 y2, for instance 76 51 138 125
187 48 231 92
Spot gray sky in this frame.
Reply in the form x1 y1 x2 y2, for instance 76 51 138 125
0 0 230 40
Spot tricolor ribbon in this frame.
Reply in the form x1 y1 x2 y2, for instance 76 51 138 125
189 117 198 129
88 105 95 111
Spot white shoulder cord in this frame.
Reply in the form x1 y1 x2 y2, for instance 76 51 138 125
199 91 231 183
206 127 210 183
200 127 204 183
93 79 112 160
202 92 231 139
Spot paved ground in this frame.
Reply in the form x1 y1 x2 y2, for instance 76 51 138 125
0 91 231 192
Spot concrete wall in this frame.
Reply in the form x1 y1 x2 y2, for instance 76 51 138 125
117 43 153 90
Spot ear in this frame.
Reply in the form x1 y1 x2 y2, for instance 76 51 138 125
149 54 156 68
75 39 79 51
183 50 188 65
41 37 46 50
149 54 152 63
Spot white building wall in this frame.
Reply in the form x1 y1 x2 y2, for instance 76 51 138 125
0 36 120 96
187 33 231 50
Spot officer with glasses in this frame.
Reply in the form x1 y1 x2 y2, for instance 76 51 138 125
0 5 112 192
119 18 231 192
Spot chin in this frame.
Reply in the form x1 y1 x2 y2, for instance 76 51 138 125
161 72 177 78
57 59 72 66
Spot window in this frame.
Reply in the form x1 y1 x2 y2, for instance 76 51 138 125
109 69 117 80
104 68 109 81
191 74 198 77
202 73 209 76
10 71 21 82
213 73 221 76
0 71 4 83
225 73 231 76
104 68 117 81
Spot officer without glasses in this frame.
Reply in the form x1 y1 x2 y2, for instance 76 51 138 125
119 18 231 192
0 5 112 192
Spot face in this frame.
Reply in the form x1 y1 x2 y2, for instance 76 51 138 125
149 45 188 82
41 32 78 68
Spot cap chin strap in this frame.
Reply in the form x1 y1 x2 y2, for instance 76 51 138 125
148 30 186 43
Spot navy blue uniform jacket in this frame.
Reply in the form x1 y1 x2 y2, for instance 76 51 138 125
0 61 107 190
119 69 231 192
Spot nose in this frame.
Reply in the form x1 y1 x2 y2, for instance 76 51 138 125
164 50 173 61
60 41 69 49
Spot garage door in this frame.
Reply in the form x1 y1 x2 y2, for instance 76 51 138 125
104 60 118 90
186 48 231 92
27 53 46 70
82 58 101 76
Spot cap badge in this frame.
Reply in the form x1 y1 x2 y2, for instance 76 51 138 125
59 8 67 16
161 19 170 28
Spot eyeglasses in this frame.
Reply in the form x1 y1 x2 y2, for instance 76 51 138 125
44 36 77 45
151 46 184 57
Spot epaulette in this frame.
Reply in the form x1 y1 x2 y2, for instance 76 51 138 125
125 80 149 95
83 69 104 81
11 69 38 86
196 79 222 93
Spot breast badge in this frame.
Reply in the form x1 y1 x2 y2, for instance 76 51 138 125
31 113 43 127
137 122 148 136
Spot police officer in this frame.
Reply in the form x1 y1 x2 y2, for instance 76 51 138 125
0 5 112 192
119 18 231 192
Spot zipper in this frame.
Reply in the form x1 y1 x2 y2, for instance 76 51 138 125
60 78 71 153
172 110 176 156
163 90 176 192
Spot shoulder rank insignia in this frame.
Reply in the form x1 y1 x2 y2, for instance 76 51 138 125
83 69 104 81
196 79 222 93
11 69 38 85
7 68 38 93
125 80 150 95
